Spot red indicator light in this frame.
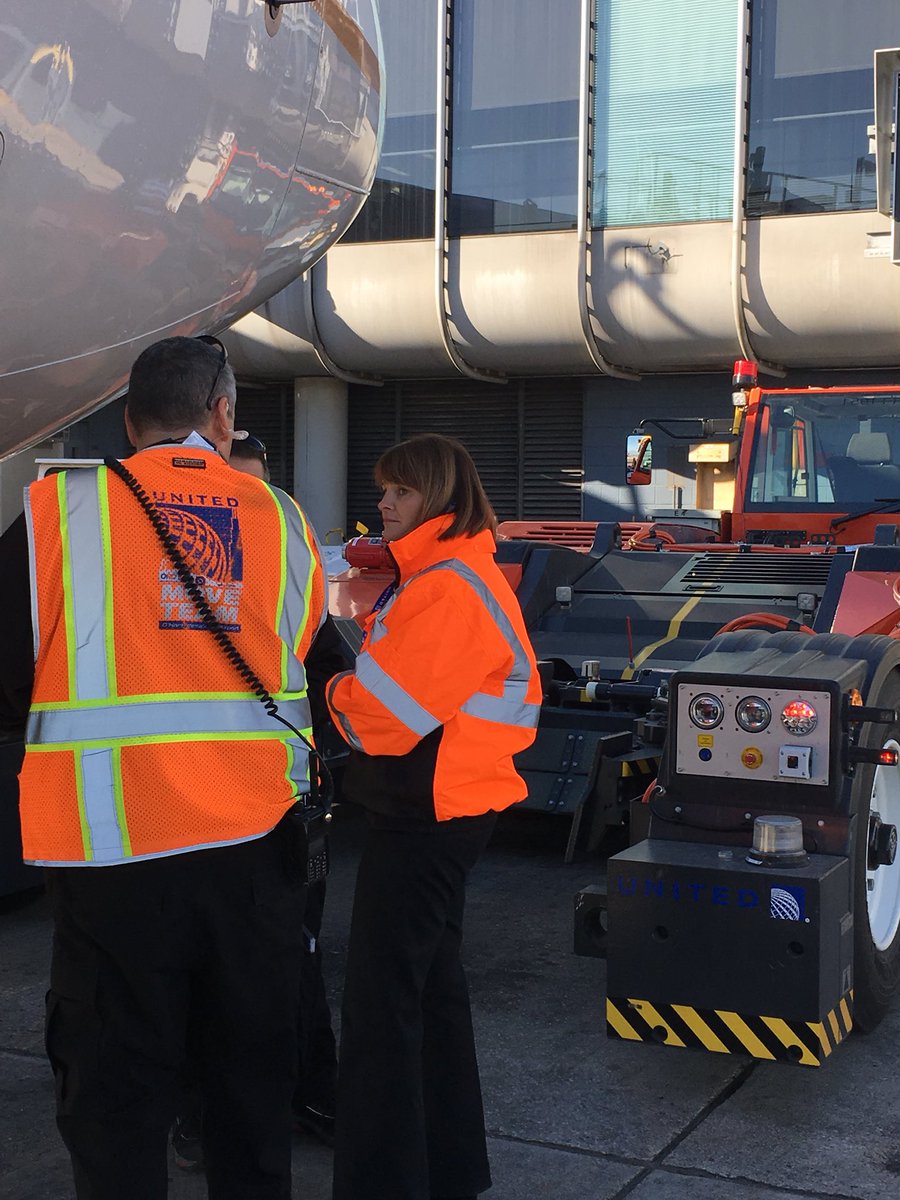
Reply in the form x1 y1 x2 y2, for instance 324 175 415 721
877 749 899 766
781 700 818 735
732 359 758 387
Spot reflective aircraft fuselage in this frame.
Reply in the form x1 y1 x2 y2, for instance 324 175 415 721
0 0 382 459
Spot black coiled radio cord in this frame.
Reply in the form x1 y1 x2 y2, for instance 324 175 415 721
103 456 333 809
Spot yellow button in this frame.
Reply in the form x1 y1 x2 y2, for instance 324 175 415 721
741 747 763 769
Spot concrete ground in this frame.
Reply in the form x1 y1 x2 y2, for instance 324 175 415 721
2 805 899 1200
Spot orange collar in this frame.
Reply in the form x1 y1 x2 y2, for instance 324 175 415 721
388 515 496 581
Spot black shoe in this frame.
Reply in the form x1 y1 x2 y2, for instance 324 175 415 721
293 1103 335 1147
171 1116 205 1173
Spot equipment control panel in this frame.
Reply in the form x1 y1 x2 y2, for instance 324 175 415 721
674 683 831 785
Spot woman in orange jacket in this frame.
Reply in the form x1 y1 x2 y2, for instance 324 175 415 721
327 434 541 1200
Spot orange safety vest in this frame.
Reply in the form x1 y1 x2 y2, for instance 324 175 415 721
327 514 541 820
19 444 325 865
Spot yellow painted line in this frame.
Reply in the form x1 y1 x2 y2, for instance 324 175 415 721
606 999 642 1041
761 1017 820 1066
629 1000 686 1047
621 594 705 680
717 1011 776 1060
671 1004 730 1054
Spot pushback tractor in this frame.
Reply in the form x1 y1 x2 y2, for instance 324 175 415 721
597 629 900 1067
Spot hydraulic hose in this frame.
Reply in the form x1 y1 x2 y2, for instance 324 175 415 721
715 612 816 636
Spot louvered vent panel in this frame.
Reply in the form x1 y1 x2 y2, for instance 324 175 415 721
234 382 294 491
347 389 398 534
679 553 835 591
347 378 585 530
523 383 583 519
401 382 519 520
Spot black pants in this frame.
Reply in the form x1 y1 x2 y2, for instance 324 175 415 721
294 878 338 1116
44 821 306 1200
332 811 496 1200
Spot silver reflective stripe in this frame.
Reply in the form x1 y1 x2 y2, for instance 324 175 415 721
270 488 315 693
327 670 363 750
355 652 441 737
366 592 396 646
23 488 40 662
80 748 125 862
65 470 111 701
286 744 312 795
391 559 537 729
27 696 312 744
461 682 540 728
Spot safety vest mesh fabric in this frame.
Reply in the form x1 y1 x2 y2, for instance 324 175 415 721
327 520 540 820
19 453 325 866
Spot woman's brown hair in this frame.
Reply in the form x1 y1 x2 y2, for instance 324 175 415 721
374 433 497 541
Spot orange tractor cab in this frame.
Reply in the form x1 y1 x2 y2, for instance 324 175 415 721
623 359 900 555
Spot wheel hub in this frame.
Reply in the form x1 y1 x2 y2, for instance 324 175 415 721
868 812 898 869
867 737 900 951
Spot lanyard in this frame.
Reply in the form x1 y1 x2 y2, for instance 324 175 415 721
361 583 396 650
371 583 395 614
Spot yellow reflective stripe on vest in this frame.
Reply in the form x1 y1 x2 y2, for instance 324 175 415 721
97 468 119 695
268 487 321 694
27 696 312 743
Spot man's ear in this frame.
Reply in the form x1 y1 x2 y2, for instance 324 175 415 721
209 394 237 459
211 394 233 441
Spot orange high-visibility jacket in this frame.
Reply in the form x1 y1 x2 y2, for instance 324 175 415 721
19 444 326 865
327 514 540 821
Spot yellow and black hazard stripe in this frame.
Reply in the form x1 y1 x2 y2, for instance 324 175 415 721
607 993 853 1068
620 757 657 780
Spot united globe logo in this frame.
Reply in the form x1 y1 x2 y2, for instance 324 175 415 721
156 501 244 632
163 507 231 581
770 885 805 921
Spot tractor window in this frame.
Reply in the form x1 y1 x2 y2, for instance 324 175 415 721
747 392 900 509
749 408 826 503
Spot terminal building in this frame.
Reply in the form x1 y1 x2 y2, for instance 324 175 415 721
15 0 900 543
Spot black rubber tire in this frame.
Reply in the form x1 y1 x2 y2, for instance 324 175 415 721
851 669 900 1032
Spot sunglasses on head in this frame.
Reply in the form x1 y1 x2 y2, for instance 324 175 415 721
196 335 228 410
242 435 267 454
